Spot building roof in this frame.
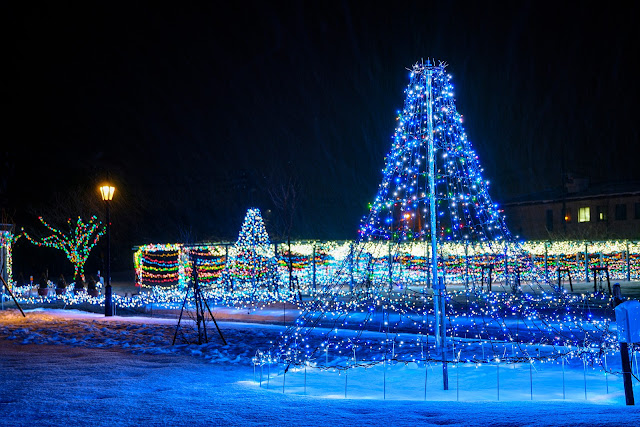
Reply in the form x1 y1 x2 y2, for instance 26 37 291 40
502 181 640 207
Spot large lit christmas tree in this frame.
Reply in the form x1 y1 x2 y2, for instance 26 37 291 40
260 61 616 383
359 60 509 244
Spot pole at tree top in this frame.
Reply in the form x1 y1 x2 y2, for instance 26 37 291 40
426 61 448 390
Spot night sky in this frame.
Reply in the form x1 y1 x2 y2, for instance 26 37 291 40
3 2 640 258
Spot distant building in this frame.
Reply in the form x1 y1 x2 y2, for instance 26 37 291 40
502 181 640 240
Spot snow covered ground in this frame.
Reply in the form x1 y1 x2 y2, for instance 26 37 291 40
1 308 640 426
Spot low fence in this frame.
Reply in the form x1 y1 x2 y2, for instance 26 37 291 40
134 240 640 294
254 352 639 402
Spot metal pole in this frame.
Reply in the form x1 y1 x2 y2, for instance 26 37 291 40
345 369 348 398
497 360 500 401
599 252 603 268
0 274 24 317
1 244 5 311
529 360 533 400
424 362 428 401
349 243 354 292
614 283 635 405
456 359 459 401
1 251 3 311
425 63 448 391
562 356 565 400
383 357 386 400
605 353 609 394
427 64 439 341
583 356 587 400
424 240 428 289
465 241 469 288
388 241 393 290
584 243 589 283
504 243 508 285
105 200 113 317
192 253 203 344
626 241 631 282
273 242 278 297
312 245 316 292
544 242 549 284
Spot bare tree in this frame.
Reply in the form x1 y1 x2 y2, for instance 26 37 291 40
267 174 300 293
36 186 104 226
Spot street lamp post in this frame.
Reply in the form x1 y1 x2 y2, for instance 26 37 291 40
100 185 115 317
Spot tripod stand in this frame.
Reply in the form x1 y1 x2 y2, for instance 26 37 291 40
173 250 226 346
0 266 25 317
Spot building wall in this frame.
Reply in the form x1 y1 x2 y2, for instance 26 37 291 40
503 194 640 240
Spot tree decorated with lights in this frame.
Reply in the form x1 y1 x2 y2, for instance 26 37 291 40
0 226 20 284
261 61 617 384
236 208 271 247
359 61 509 244
23 216 105 281
224 208 279 299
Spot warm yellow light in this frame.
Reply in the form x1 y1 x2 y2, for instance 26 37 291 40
99 185 115 201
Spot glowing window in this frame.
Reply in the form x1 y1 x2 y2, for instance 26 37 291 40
597 206 607 221
564 208 571 222
578 207 591 223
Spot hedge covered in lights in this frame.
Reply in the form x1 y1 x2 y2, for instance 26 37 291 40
134 239 640 292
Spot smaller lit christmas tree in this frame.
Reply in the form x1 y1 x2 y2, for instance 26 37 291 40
224 208 278 300
236 208 271 247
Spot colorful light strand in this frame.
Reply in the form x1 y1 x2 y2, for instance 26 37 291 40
22 216 105 280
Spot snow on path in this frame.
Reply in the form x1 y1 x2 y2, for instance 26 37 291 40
1 308 640 426
0 308 278 364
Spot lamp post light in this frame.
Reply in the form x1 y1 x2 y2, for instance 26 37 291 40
99 185 115 317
